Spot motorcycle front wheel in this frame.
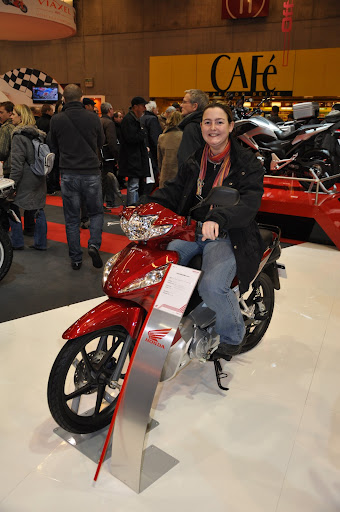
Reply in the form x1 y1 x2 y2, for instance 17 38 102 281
47 328 134 434
241 272 274 353
0 225 13 282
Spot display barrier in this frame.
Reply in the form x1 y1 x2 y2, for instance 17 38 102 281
260 173 340 249
94 264 201 493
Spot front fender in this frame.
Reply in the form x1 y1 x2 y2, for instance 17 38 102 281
62 298 145 340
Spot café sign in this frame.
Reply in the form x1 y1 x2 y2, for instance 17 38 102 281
206 51 294 96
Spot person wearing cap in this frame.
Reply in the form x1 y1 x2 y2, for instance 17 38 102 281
172 102 181 112
118 96 150 205
83 98 96 112
177 89 209 167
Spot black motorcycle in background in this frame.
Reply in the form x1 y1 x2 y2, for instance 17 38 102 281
0 178 18 282
234 114 338 191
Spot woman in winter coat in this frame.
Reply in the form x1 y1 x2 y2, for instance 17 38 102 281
157 111 183 188
9 104 47 250
141 102 264 357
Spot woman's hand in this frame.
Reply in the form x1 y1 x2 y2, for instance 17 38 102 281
201 221 219 241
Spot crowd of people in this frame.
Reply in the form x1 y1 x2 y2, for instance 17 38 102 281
3 88 337 356
0 87 208 267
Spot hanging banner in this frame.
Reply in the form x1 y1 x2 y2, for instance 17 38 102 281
222 0 270 19
282 0 294 66
0 0 76 41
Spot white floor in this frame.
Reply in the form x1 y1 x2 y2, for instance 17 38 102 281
1 242 340 512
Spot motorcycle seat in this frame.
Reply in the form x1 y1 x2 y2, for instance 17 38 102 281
259 228 273 248
275 129 297 141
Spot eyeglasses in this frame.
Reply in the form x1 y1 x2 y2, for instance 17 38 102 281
181 100 192 104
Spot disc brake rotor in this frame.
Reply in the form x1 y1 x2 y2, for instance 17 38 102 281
73 350 107 393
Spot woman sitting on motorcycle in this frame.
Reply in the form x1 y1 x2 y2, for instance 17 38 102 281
142 102 265 356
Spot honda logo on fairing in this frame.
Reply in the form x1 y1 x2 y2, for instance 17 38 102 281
145 329 172 349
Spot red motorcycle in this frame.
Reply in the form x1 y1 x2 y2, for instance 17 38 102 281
2 0 27 13
48 187 284 434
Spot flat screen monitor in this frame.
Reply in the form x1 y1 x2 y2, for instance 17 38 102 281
32 84 58 103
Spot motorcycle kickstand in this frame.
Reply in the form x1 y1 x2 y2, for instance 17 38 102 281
213 359 229 391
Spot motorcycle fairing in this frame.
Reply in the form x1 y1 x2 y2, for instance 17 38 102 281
62 298 144 340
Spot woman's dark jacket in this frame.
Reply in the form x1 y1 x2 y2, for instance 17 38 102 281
118 110 150 179
145 137 265 294
10 125 47 210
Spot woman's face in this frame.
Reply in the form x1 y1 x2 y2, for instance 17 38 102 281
201 107 234 154
11 110 21 126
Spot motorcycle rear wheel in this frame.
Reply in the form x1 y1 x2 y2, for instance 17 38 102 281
299 151 337 191
241 272 274 353
0 225 13 282
47 328 134 434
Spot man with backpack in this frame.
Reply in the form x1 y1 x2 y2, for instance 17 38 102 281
48 84 105 270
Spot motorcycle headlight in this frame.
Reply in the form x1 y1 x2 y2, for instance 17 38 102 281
120 212 172 241
119 265 169 294
102 252 121 286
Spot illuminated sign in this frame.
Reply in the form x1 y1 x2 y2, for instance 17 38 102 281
222 0 270 19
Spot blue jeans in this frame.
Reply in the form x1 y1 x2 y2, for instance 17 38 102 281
61 174 103 263
127 177 140 206
167 235 245 345
10 206 47 249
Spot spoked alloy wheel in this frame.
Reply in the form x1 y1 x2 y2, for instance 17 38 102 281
0 225 13 282
47 328 134 434
241 272 274 353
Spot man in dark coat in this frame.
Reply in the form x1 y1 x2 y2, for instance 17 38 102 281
100 102 120 208
118 96 150 205
49 84 105 270
267 106 283 124
36 104 53 134
177 89 209 167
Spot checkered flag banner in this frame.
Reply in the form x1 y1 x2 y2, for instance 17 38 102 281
0 68 58 97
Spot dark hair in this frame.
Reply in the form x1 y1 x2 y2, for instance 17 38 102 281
41 103 53 115
202 102 234 123
271 105 280 114
0 101 14 113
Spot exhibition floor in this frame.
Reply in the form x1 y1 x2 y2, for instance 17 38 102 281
1 241 339 511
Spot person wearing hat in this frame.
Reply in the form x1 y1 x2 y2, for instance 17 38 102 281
83 98 96 112
172 102 181 112
118 96 150 205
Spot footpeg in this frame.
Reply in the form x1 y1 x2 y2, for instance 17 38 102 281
213 359 229 391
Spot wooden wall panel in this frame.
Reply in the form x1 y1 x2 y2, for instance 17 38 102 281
0 0 339 111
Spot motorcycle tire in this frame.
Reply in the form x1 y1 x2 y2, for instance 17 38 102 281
0 225 13 282
47 327 134 434
299 151 337 191
20 4 27 12
241 272 274 353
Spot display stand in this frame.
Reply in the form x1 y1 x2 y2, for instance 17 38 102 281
105 264 201 493
260 175 340 249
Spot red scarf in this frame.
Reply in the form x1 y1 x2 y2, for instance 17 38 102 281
197 140 231 197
